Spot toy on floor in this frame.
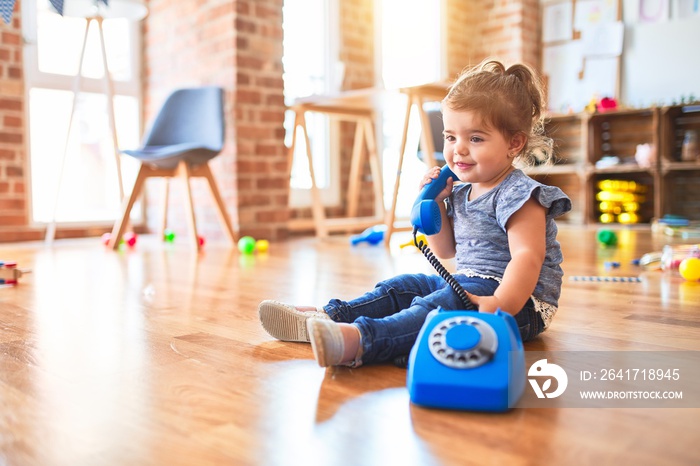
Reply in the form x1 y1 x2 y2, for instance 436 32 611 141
162 229 205 247
661 244 700 271
238 236 256 254
407 307 526 412
597 229 618 246
653 216 700 239
236 236 269 254
679 258 700 281
101 232 137 247
350 225 387 246
164 229 176 242
255 239 269 253
569 276 642 282
0 261 30 286
400 234 427 249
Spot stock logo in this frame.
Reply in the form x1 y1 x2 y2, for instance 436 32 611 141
528 359 568 399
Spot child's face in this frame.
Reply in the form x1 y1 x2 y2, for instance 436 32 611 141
442 107 517 190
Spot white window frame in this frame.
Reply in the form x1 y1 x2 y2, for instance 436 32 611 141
284 0 341 208
21 0 143 227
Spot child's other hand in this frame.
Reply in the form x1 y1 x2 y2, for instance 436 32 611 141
419 166 453 202
467 293 504 314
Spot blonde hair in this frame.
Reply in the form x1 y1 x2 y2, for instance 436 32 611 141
442 59 552 167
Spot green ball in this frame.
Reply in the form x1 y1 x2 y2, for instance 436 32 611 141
163 229 176 243
597 229 618 246
238 236 256 254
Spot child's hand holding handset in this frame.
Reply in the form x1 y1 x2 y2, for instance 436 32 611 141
419 166 455 204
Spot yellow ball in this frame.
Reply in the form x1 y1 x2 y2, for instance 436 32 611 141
255 239 269 253
679 257 700 281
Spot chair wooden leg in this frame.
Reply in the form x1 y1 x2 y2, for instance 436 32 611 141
110 165 149 250
178 161 200 251
159 178 170 241
201 163 237 246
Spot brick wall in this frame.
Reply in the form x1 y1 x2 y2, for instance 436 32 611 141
233 0 288 240
445 0 480 78
0 0 542 243
470 0 541 70
0 6 28 241
143 0 287 242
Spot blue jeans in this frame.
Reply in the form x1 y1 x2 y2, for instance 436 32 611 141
322 273 544 365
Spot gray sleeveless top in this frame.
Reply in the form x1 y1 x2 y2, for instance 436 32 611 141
446 169 572 308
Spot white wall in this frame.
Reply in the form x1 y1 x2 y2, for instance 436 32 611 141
621 0 700 107
541 0 700 111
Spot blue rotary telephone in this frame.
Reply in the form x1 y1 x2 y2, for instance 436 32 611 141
406 165 526 412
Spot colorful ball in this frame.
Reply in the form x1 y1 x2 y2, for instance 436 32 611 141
238 236 256 254
164 229 176 243
124 232 137 247
679 257 700 281
198 235 205 247
255 239 269 253
597 229 618 246
101 232 112 245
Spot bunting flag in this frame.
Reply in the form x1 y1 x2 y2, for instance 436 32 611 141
0 0 17 24
49 0 110 16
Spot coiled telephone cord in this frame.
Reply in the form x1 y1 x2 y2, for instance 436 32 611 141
414 227 473 310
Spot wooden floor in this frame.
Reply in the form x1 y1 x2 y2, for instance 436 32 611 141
1 226 699 466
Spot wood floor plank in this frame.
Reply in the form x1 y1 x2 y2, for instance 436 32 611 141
0 227 699 465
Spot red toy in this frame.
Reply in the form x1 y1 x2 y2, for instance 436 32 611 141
102 232 137 247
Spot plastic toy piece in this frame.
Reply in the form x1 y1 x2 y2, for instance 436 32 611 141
569 276 642 282
255 239 269 253
198 236 205 247
101 233 112 245
679 258 700 281
163 229 176 243
597 229 618 246
0 261 31 286
124 232 138 247
350 225 387 246
238 236 256 254
399 234 427 249
407 308 525 412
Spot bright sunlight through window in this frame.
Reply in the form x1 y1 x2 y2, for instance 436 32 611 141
24 0 141 224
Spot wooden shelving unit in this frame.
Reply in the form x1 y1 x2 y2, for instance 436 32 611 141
659 104 700 221
527 105 700 225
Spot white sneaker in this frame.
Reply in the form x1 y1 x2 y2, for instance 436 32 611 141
258 300 330 342
307 318 363 368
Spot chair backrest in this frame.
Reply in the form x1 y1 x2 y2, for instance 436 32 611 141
418 108 446 165
143 87 225 150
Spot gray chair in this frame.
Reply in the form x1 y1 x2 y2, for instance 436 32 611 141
109 87 237 250
417 109 446 166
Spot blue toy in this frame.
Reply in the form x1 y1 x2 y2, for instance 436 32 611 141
350 225 387 246
407 308 526 412
411 165 459 236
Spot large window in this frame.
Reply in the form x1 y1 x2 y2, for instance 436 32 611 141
282 0 341 207
376 0 446 217
22 0 142 225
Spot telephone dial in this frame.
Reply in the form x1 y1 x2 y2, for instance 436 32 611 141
406 165 526 412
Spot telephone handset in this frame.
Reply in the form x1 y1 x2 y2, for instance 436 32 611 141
410 165 471 309
410 165 459 236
